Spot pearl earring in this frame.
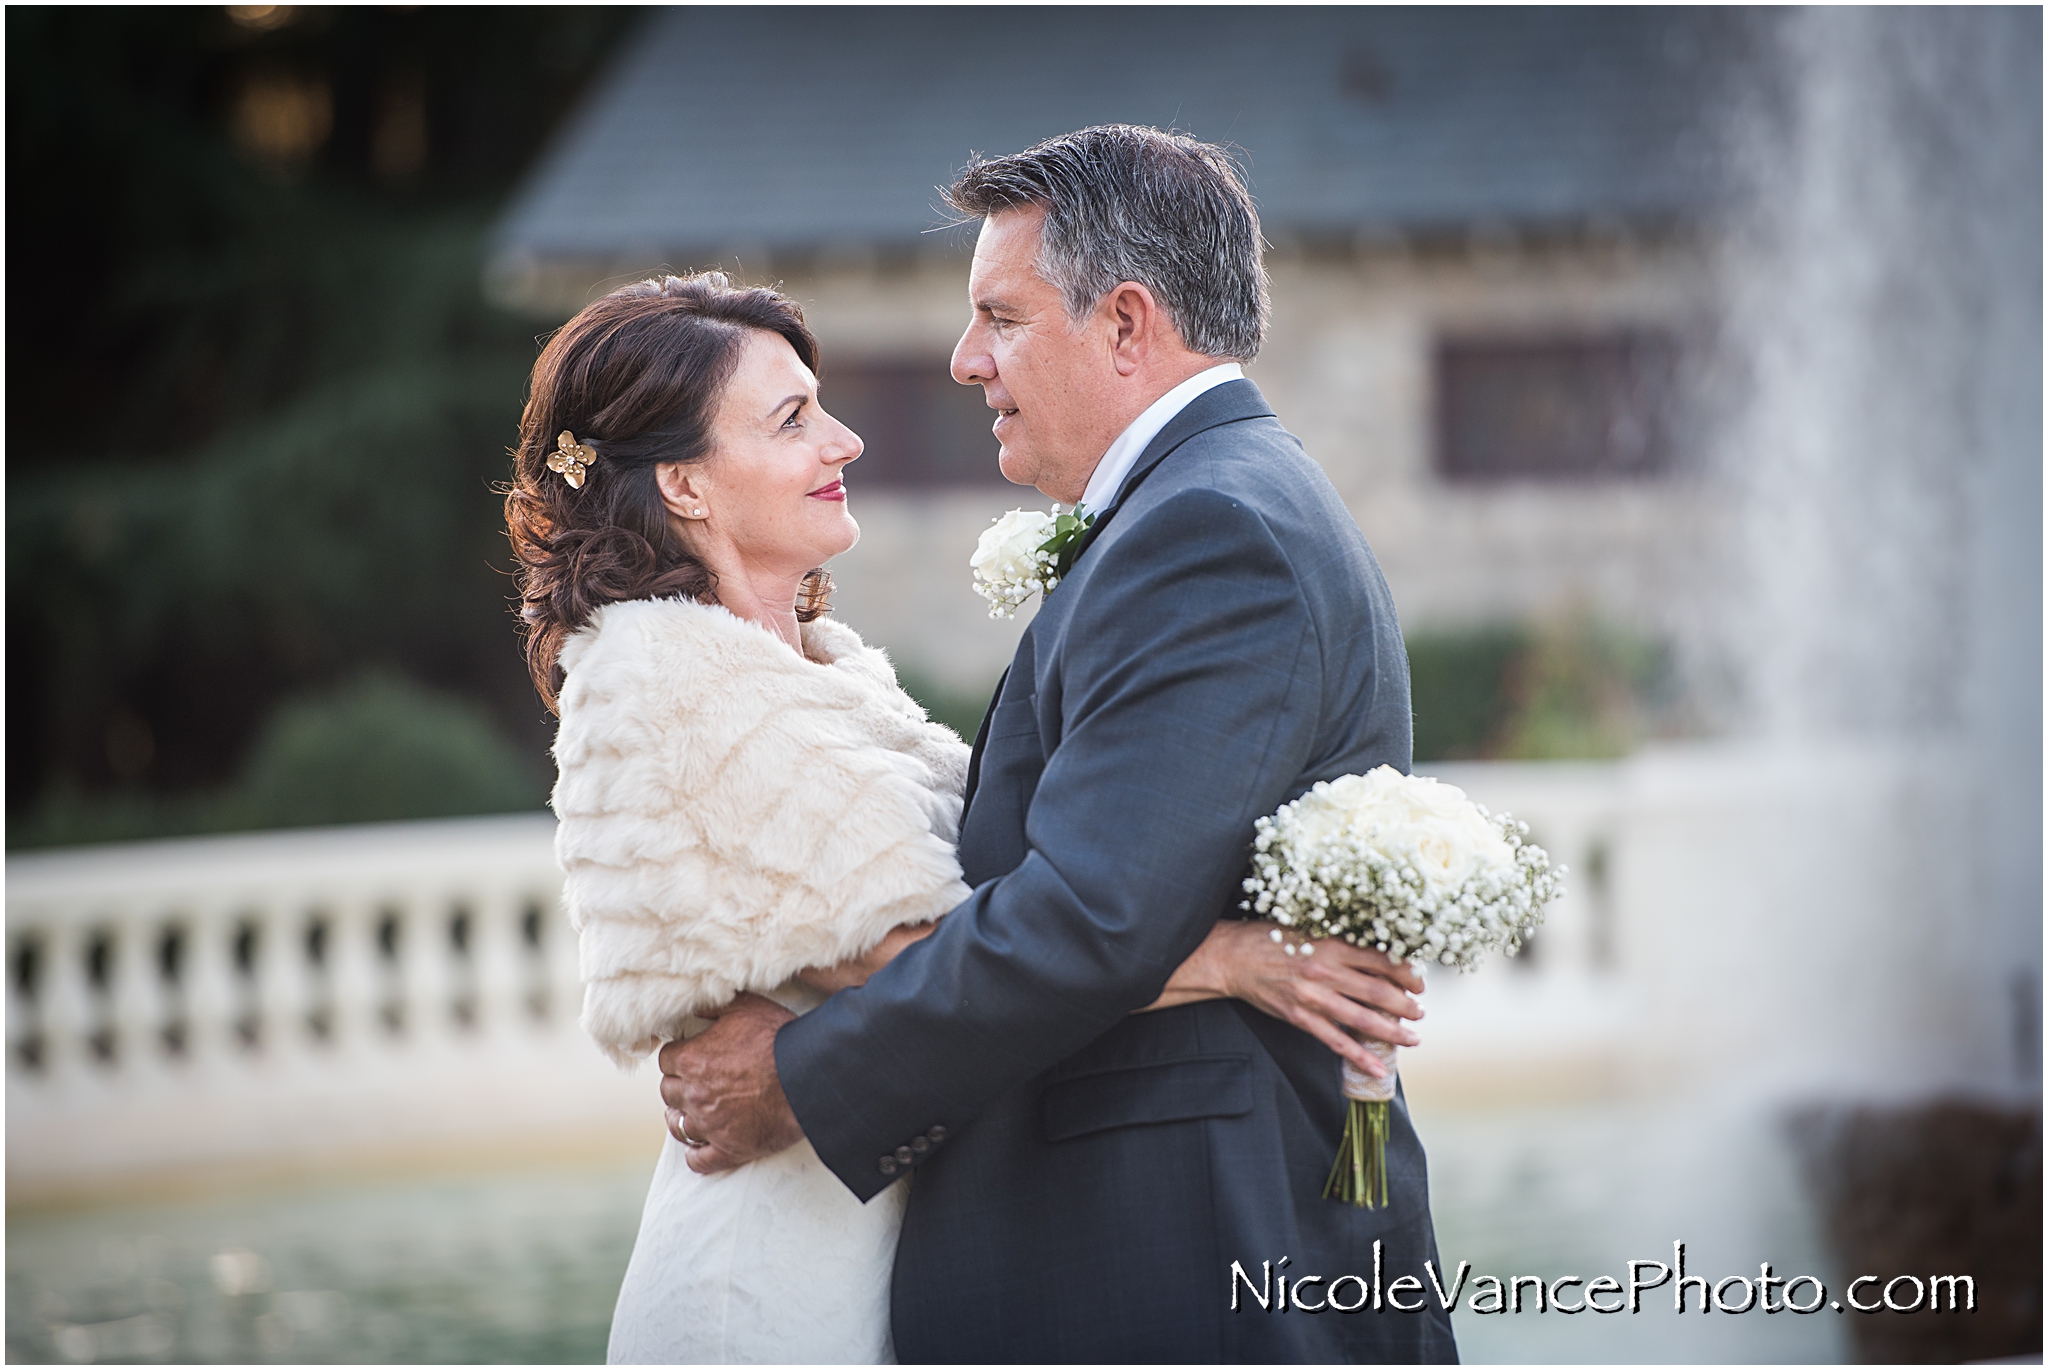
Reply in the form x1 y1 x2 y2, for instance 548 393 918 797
694 508 705 517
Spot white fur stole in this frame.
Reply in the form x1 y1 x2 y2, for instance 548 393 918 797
551 598 971 1066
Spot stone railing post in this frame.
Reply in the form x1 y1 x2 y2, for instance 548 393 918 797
469 886 524 1040
107 905 159 1076
39 916 97 1087
179 902 239 1071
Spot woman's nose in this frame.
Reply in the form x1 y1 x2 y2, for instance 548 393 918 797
827 414 862 465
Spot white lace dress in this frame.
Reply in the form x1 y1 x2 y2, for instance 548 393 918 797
605 985 905 1365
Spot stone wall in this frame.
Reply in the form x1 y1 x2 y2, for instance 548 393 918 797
736 232 1722 691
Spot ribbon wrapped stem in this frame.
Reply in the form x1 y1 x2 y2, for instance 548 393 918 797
1324 1039 1397 1208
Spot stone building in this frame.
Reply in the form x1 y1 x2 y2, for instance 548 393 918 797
487 7 1742 700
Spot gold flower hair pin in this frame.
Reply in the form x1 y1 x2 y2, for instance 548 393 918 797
549 430 598 488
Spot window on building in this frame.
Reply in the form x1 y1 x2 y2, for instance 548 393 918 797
819 360 1006 488
1434 333 1679 481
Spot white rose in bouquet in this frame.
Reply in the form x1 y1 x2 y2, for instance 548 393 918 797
1306 770 1514 901
1238 764 1563 1207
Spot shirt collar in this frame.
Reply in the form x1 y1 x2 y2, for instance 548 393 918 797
1078 362 1244 515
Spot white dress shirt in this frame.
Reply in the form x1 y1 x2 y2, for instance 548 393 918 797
1078 362 1244 515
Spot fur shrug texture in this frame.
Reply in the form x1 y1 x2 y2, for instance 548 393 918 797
552 598 972 1067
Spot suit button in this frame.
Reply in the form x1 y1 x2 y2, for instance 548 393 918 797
878 1156 898 1177
927 1125 947 1143
911 1136 930 1154
894 1145 915 1165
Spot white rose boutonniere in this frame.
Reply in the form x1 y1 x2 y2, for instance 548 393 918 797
969 503 1094 618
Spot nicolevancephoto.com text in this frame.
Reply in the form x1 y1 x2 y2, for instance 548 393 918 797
1231 1242 1979 1318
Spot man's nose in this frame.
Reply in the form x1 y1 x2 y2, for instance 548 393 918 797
951 327 992 387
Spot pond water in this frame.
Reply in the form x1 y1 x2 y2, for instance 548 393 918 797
9 1096 1844 1364
7 1153 651 1364
1423 1094 1846 1364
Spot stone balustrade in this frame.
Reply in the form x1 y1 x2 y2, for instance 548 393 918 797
12 744 2007 1201
6 815 656 1202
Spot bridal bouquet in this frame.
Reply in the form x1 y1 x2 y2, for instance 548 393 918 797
970 504 1093 618
1239 766 1563 1207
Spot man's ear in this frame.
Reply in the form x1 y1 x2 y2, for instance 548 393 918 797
1104 281 1163 377
655 462 710 522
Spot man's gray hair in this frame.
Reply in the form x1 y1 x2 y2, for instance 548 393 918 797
946 125 1270 361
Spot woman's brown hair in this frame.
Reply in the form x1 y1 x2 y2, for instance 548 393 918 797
504 272 825 711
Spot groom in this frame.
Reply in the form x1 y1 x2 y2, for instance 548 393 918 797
664 125 1457 1362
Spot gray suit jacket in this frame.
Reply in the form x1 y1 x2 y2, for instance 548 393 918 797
777 379 1458 1362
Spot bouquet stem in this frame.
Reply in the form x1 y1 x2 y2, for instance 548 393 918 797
1324 1041 1397 1208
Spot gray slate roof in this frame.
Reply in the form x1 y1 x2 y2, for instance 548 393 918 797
491 6 1746 268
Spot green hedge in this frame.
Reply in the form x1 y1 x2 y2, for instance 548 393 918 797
1408 617 1670 762
11 672 547 849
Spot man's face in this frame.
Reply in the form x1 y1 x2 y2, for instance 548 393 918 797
950 207 1121 503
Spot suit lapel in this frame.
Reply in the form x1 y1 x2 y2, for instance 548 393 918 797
960 664 1008 815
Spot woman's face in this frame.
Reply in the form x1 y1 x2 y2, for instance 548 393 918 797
667 330 863 578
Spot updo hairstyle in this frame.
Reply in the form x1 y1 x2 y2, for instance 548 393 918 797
504 273 828 711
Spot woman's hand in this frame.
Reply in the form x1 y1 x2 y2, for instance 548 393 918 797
795 921 937 995
1143 920 1425 1078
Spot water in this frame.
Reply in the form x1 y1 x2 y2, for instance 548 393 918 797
10 1100 1849 1366
6 1154 652 1364
1697 8 2041 1062
1690 8 2041 737
1425 1095 1846 1363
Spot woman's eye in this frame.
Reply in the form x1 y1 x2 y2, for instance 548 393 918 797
781 406 805 429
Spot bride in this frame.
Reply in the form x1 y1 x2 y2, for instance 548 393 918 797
503 273 1426 1364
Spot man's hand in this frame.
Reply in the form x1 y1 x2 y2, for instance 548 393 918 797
657 992 804 1175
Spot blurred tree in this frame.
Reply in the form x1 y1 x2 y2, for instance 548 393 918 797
6 6 633 843
233 670 550 829
15 671 550 847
